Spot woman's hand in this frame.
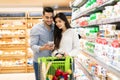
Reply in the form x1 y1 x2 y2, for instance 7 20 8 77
55 54 63 59
64 52 69 57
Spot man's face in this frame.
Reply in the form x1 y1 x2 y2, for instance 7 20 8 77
43 12 54 26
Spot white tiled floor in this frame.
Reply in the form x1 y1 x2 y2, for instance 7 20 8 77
0 73 35 80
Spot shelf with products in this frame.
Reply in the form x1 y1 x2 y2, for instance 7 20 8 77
76 24 120 79
27 66 34 73
75 58 94 80
75 58 105 80
72 5 120 28
27 11 42 28
71 0 88 8
75 50 120 80
0 47 26 50
0 17 29 73
80 50 120 79
75 11 120 27
0 66 26 73
0 55 25 59
88 17 120 26
78 34 120 79
0 26 26 30
75 16 120 27
72 0 118 20
71 0 120 80
26 48 34 72
27 18 42 28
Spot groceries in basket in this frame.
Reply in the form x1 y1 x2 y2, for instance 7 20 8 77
47 68 72 80
38 56 73 80
47 41 54 47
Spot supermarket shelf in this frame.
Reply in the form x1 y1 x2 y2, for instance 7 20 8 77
0 27 26 30
0 70 26 73
96 58 120 79
0 66 26 73
0 44 26 49
0 35 26 38
0 66 26 69
0 42 26 44
81 49 96 58
72 0 116 20
27 65 33 68
0 66 34 73
71 0 87 8
75 59 94 80
0 55 25 59
27 66 34 73
88 17 120 26
73 6 96 20
0 43 26 45
0 14 32 73
81 50 120 78
0 48 26 50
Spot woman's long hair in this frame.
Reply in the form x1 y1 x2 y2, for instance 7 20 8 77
53 13 71 49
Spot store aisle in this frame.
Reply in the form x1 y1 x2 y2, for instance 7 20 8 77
0 73 35 80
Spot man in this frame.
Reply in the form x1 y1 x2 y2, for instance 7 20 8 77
30 7 54 80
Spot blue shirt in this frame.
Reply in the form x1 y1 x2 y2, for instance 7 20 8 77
30 22 54 62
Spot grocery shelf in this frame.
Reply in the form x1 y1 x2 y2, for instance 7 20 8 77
81 49 96 58
81 18 117 27
0 35 26 38
0 55 25 59
0 27 27 30
0 44 26 48
88 17 120 26
71 0 87 8
0 66 26 69
0 43 26 45
96 57 120 79
72 6 96 20
0 66 26 73
72 0 116 20
0 47 26 50
27 66 34 72
0 12 43 73
81 50 120 79
72 0 120 79
75 58 93 80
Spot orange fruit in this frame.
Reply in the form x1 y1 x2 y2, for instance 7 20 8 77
66 69 72 74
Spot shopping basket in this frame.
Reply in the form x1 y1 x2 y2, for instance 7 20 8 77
38 56 75 80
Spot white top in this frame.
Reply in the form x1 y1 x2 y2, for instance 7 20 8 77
52 28 80 57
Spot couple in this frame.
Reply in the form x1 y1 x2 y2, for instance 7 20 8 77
30 7 80 80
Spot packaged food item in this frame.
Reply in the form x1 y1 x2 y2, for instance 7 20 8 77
47 41 54 47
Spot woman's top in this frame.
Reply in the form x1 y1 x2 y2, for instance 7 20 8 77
52 28 80 57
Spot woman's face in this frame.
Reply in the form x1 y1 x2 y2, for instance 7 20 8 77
55 17 65 29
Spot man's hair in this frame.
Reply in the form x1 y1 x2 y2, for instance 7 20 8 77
43 7 54 15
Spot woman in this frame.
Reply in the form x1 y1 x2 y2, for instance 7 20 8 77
53 13 80 58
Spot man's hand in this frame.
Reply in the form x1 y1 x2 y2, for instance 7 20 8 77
40 44 55 51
